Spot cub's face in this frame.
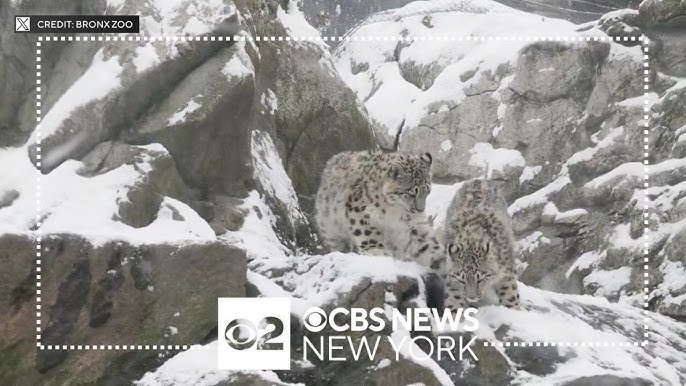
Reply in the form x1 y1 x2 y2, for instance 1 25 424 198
382 152 432 212
446 239 495 302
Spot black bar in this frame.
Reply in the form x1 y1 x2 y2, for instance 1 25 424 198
14 15 139 34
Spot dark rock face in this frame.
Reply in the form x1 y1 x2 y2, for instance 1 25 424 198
0 234 246 385
596 0 686 76
0 0 107 147
246 0 377 211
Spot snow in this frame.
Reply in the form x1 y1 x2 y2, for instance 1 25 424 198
566 251 605 278
652 260 686 310
584 162 643 190
567 126 624 165
617 92 659 108
583 267 632 297
468 143 525 179
140 0 236 37
132 43 160 74
277 1 328 50
554 208 588 223
0 145 215 246
32 49 123 144
222 41 254 80
363 63 422 138
516 231 550 254
542 202 558 217
167 98 201 125
250 131 306 223
508 176 571 216
425 182 463 229
519 165 542 183
261 89 278 115
333 0 608 140
135 341 299 386
641 180 686 213
586 157 686 191
439 139 453 152
124 118 684 385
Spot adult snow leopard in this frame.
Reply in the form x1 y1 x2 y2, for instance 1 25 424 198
315 150 445 271
443 179 520 309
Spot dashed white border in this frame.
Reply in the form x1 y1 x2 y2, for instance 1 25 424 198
35 38 42 348
37 35 644 42
36 34 647 351
483 341 644 348
642 38 651 347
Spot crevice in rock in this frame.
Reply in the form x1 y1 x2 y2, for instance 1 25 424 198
392 118 406 151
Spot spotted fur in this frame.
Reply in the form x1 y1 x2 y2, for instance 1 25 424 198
443 179 520 309
315 150 445 271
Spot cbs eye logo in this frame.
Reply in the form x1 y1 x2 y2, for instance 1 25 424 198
303 307 328 332
217 297 291 370
224 317 284 351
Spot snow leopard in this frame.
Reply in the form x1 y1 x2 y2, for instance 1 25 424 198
443 179 520 309
315 150 446 271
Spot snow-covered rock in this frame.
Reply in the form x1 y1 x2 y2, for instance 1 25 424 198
1 0 374 383
333 0 686 328
136 187 686 385
2 0 685 384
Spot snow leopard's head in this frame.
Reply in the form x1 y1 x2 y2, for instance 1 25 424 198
446 237 496 302
382 152 432 212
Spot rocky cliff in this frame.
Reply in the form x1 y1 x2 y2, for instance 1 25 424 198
0 0 685 385
333 0 686 324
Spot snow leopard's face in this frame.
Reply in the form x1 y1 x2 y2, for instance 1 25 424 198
382 153 432 212
447 239 495 302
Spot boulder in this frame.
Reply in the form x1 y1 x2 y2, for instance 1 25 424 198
0 233 246 385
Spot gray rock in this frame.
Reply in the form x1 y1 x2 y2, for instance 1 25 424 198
0 0 106 147
301 0 634 44
0 233 246 384
639 0 686 28
401 94 499 181
251 38 376 207
597 9 643 44
497 96 585 167
80 142 190 228
207 196 247 235
0 189 19 209
509 42 602 103
122 43 255 198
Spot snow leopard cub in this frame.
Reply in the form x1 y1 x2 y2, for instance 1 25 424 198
315 150 445 271
443 179 520 309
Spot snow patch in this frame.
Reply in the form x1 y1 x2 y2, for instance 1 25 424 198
468 143 525 179
583 267 631 297
222 42 254 80
33 49 123 143
566 251 605 278
568 126 624 165
261 89 278 115
250 131 306 223
439 139 453 152
132 43 160 73
508 176 571 216
519 165 542 183
167 97 201 125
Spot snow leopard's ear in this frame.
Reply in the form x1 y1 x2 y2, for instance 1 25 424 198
421 152 432 166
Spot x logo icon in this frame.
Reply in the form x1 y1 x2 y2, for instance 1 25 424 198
15 17 30 32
